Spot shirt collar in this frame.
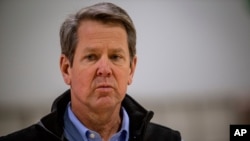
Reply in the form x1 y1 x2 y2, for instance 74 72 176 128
64 102 129 141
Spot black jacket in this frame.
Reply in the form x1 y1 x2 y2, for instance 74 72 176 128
0 90 181 141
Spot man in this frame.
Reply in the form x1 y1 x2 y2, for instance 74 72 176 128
0 2 181 141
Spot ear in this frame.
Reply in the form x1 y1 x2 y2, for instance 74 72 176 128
60 54 72 85
128 56 137 85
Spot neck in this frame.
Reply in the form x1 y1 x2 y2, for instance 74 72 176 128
72 104 122 141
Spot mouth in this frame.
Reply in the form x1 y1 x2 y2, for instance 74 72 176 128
95 84 114 93
97 84 112 88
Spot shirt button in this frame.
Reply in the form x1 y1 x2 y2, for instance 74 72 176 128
89 133 95 139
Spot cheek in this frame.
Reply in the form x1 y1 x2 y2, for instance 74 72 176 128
115 69 131 89
71 68 94 91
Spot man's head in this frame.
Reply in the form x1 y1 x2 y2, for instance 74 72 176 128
60 2 136 66
59 2 137 114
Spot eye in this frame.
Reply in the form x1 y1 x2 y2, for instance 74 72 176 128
85 54 97 61
110 54 122 61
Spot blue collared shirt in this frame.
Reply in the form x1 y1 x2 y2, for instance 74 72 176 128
64 103 129 141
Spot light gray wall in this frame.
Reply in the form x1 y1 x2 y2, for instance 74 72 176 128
1 0 249 105
0 0 250 140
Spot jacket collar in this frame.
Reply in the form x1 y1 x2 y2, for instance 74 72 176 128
40 89 154 141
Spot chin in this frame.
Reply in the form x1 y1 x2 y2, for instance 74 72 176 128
94 96 120 109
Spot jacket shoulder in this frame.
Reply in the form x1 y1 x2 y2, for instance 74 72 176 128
0 124 60 141
144 122 181 141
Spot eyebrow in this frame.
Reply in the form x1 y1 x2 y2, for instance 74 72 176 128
83 46 126 54
83 46 99 53
110 48 126 54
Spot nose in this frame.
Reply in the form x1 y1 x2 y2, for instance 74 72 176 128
97 57 112 77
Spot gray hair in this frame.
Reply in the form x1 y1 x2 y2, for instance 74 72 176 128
60 2 136 66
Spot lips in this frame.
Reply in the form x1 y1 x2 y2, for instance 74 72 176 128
95 84 114 92
97 84 113 88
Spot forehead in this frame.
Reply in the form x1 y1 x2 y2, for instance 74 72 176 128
78 19 126 37
77 19 128 48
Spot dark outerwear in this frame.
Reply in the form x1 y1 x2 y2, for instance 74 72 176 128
0 90 181 141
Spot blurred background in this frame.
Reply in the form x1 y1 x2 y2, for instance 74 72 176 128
0 0 250 141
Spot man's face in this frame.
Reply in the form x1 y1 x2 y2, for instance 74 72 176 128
60 20 136 112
